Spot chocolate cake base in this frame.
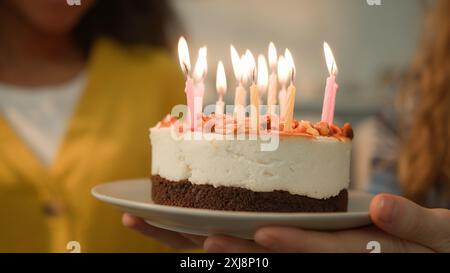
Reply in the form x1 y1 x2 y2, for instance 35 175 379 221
151 175 348 212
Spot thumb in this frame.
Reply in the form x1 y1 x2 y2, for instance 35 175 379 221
370 194 450 252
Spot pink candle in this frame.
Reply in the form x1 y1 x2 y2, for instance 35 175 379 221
192 47 207 131
184 77 196 130
321 76 339 124
184 76 205 131
321 42 339 125
178 37 207 131
277 56 289 120
193 81 205 130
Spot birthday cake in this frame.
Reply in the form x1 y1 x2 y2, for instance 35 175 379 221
150 115 353 212
150 37 351 212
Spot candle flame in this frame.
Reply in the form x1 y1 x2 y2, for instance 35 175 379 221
257 55 268 93
178 36 191 76
277 56 289 86
245 50 256 82
268 42 277 71
239 54 249 84
216 61 227 95
284 48 296 82
193 46 207 82
324 42 338 76
230 45 241 81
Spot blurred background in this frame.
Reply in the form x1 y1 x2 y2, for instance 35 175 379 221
172 0 423 188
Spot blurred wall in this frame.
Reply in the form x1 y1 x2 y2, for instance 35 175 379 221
172 0 422 122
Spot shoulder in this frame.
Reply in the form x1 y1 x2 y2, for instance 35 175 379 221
90 38 182 82
85 38 185 120
88 38 184 100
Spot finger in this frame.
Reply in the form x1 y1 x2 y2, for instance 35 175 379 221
254 226 431 253
370 194 450 252
255 226 351 253
204 235 270 253
122 213 198 249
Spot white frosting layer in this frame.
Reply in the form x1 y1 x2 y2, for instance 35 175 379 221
150 127 351 199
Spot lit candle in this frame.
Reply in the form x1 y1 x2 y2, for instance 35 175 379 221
192 46 208 131
257 55 269 96
267 42 278 116
178 37 194 129
177 37 207 131
257 54 268 132
321 42 339 125
215 61 227 116
284 48 296 131
231 45 248 115
277 55 289 120
246 50 259 134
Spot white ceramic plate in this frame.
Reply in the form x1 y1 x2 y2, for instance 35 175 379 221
92 179 374 239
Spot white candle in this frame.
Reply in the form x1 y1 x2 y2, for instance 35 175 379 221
267 42 278 116
215 61 227 116
231 45 248 115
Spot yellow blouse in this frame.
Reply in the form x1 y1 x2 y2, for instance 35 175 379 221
0 39 187 252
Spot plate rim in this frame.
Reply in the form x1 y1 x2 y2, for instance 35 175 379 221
91 179 373 220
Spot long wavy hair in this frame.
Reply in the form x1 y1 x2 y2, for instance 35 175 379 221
74 0 179 56
398 0 450 203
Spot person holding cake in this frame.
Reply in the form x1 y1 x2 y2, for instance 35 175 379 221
123 0 450 252
0 0 188 252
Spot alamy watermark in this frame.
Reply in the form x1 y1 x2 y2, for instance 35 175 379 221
65 239 380 253
367 241 381 253
66 241 81 253
366 0 382 6
168 104 280 152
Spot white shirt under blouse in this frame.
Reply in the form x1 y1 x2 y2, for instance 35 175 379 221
0 72 86 166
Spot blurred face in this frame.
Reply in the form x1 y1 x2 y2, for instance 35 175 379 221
3 0 96 35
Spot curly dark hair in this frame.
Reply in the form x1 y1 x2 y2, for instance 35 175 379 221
74 0 179 56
